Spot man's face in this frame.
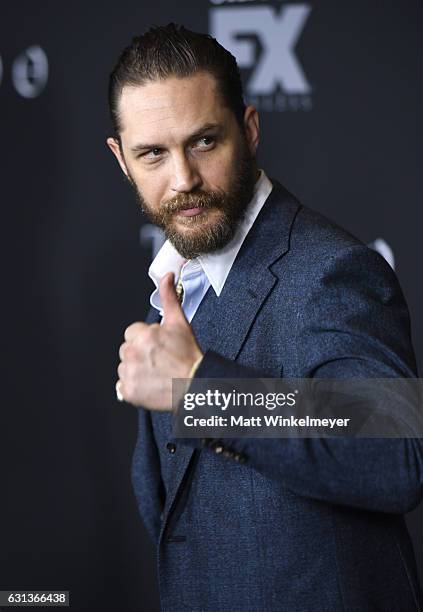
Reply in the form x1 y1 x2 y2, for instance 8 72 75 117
107 72 260 258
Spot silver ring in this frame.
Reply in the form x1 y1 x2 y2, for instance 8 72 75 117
115 380 124 402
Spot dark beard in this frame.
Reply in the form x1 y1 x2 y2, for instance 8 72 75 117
128 139 257 259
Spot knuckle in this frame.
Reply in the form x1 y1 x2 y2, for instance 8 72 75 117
124 383 134 403
117 362 126 380
127 345 138 360
123 325 133 340
137 326 156 345
142 330 153 344
127 379 140 403
126 362 138 382
119 342 127 361
121 342 137 362
124 322 142 341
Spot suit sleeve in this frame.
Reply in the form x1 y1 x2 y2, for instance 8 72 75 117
180 245 423 515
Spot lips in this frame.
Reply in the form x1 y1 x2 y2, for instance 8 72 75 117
177 207 203 217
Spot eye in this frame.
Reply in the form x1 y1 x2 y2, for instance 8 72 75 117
195 135 216 150
144 147 163 160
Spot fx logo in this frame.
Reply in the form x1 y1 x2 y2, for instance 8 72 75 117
209 2 312 111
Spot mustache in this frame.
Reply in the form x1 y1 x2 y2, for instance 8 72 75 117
160 190 223 214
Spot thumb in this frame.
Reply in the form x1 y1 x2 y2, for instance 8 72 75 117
160 272 187 326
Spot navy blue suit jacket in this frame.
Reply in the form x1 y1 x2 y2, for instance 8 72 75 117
132 180 423 611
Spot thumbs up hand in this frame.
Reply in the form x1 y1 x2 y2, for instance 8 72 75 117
116 272 203 411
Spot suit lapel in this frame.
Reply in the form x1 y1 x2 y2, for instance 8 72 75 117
191 180 300 359
145 308 161 324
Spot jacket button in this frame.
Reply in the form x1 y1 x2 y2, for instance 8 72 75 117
166 442 177 454
214 444 224 454
234 453 247 463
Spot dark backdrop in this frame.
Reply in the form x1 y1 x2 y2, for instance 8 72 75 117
1 2 422 610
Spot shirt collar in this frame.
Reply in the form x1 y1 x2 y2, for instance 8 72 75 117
148 169 273 295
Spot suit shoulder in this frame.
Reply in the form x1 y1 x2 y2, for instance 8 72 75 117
267 184 394 284
269 179 363 253
293 204 396 283
292 203 364 252
268 180 394 281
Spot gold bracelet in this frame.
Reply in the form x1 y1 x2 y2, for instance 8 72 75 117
187 355 203 381
176 356 204 411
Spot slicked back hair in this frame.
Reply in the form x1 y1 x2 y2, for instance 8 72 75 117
108 23 246 145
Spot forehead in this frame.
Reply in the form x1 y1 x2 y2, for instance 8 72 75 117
118 72 232 144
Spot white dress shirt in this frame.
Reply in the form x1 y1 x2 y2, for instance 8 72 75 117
148 169 273 323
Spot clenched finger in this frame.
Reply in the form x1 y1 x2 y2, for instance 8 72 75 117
124 321 149 342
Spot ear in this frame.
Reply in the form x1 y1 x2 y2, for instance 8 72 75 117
106 137 129 177
243 105 260 156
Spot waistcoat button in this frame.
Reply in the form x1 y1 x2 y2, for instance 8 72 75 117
166 442 177 454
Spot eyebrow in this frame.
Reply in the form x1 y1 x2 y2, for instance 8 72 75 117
129 122 223 155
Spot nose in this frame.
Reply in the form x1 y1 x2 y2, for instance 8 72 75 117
170 152 202 193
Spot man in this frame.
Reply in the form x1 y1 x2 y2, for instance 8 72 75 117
107 23 423 612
